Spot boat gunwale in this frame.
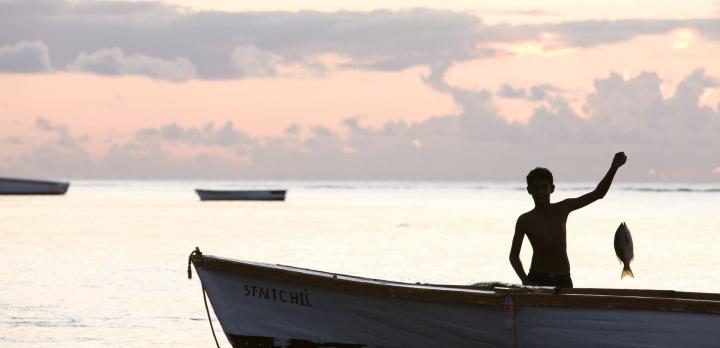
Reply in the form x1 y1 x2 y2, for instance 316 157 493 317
194 189 287 194
0 177 69 186
192 254 720 314
194 189 287 201
0 177 69 194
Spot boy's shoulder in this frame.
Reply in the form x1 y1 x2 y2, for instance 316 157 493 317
517 210 534 221
518 202 566 220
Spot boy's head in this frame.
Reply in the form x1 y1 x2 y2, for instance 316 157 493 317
526 167 555 197
526 167 553 186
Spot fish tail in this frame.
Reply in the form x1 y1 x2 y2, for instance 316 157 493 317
621 264 634 279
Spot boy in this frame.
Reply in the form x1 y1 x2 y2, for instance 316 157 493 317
509 152 627 288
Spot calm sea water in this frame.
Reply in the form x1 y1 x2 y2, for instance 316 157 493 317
2 180 719 347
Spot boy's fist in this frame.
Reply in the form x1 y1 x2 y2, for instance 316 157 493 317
612 152 627 168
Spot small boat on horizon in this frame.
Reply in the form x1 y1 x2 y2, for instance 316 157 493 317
0 177 70 195
195 189 286 201
188 248 720 348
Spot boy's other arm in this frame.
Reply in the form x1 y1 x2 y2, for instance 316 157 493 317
509 216 532 285
563 152 627 212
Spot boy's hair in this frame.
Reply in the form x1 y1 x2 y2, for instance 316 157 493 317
526 167 554 186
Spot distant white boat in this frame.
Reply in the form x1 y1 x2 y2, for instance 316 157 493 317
189 249 720 348
195 189 286 201
0 177 69 195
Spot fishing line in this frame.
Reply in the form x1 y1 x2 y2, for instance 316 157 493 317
612 152 624 221
618 171 623 220
619 159 626 222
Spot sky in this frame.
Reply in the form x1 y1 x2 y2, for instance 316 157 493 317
1 0 720 180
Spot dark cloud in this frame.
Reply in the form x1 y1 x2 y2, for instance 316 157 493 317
498 84 527 98
3 1 718 79
0 41 52 72
528 85 559 100
66 47 197 81
231 45 281 77
552 20 681 47
0 1 491 78
498 84 560 101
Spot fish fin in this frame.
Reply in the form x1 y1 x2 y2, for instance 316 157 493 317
621 264 634 279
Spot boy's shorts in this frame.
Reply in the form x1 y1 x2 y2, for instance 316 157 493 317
528 269 573 288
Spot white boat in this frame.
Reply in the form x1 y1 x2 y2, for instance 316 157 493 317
188 248 720 347
195 189 286 201
0 177 69 195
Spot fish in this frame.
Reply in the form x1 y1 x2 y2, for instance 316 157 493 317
614 222 635 279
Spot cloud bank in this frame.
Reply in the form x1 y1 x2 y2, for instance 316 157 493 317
1 0 719 79
2 69 718 181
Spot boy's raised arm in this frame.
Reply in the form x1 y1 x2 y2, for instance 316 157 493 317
509 216 531 285
563 152 627 212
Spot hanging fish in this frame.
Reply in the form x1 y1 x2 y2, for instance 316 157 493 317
614 222 634 279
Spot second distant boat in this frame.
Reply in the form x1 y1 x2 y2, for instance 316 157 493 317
195 189 286 201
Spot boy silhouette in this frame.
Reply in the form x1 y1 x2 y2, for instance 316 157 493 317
509 152 627 288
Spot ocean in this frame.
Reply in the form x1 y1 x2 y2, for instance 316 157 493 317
2 180 719 347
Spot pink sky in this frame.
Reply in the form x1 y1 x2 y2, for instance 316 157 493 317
1 67 456 145
1 0 719 180
3 31 717 143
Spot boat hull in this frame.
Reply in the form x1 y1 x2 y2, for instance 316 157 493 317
0 177 69 195
195 189 286 201
191 253 720 348
516 306 720 347
197 267 511 347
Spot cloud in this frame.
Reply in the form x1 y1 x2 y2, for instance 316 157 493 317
585 69 719 142
231 45 281 77
472 8 559 18
100 139 183 179
2 64 719 180
550 20 680 47
0 41 52 72
498 84 559 100
2 136 24 145
35 117 87 148
0 118 93 177
136 121 254 148
498 84 526 98
0 1 491 78
4 1 718 79
67 47 197 81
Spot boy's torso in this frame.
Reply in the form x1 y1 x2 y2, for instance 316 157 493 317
522 202 571 274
